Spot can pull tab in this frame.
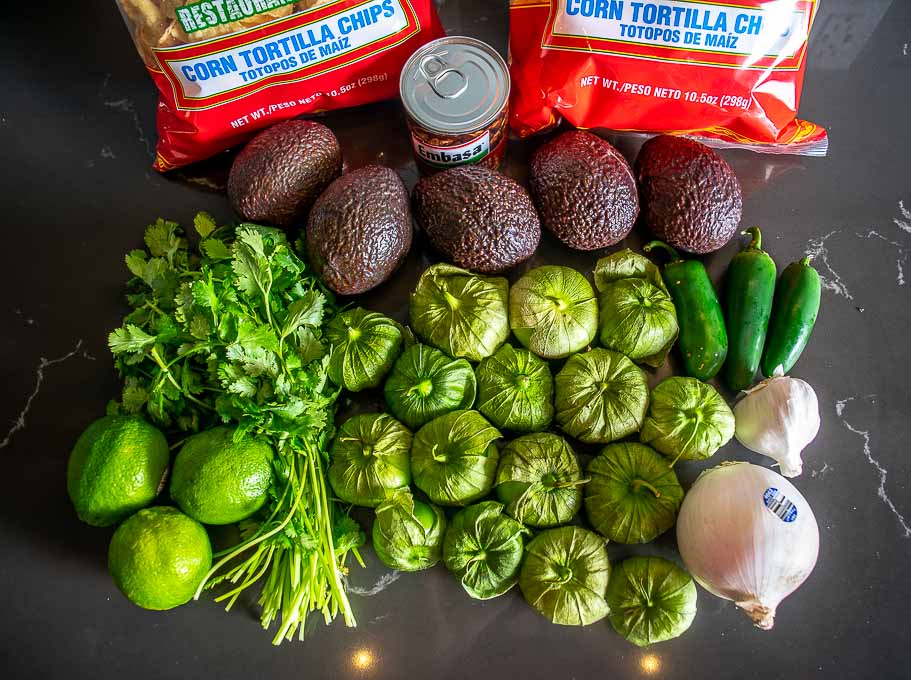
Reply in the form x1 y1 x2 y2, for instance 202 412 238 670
418 51 468 100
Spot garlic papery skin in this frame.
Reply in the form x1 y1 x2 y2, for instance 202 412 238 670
676 462 819 630
733 366 820 477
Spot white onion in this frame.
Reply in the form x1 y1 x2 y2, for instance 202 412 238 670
676 462 819 630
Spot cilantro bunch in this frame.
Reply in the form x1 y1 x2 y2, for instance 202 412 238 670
108 214 364 644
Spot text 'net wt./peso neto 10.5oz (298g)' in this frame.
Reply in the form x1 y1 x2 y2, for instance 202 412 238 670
114 0 444 171
508 0 828 155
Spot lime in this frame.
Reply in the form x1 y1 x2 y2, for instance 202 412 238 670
67 415 169 527
108 506 211 610
170 427 274 525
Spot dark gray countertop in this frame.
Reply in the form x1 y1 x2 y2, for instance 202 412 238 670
2 1 910 678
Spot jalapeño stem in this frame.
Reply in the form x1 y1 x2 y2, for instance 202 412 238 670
643 240 683 264
742 226 763 250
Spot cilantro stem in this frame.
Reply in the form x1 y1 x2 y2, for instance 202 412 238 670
168 436 190 451
144 301 168 318
214 543 274 610
211 476 292 559
167 346 209 367
310 442 355 627
352 547 365 569
149 346 213 412
200 437 358 643
193 453 307 601
274 556 311 643
256 266 275 330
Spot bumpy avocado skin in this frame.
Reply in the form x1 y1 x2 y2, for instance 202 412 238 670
228 120 342 229
529 131 639 250
635 135 743 254
306 165 412 295
412 166 541 273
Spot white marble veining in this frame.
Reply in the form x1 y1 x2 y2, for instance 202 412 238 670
345 570 403 597
894 200 911 235
806 230 854 300
0 340 93 450
811 463 833 478
103 98 153 158
835 395 910 539
806 200 911 297
856 230 909 286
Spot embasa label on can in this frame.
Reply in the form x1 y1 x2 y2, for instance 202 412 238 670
411 131 490 167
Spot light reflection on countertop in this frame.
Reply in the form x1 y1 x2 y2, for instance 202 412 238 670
350 646 377 674
639 653 662 675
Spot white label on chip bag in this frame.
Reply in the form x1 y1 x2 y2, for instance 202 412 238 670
552 0 810 60
158 0 409 101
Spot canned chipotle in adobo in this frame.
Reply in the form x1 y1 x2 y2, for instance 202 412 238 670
400 36 510 173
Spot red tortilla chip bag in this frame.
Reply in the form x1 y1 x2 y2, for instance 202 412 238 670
115 0 444 170
508 0 827 155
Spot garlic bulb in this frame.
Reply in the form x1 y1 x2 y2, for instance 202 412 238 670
733 366 820 477
676 462 819 629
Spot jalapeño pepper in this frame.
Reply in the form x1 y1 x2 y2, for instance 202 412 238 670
761 256 821 377
643 241 727 380
722 228 777 391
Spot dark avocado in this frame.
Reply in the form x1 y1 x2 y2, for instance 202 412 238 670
228 120 342 229
529 131 639 250
306 165 412 295
635 135 742 254
412 165 540 273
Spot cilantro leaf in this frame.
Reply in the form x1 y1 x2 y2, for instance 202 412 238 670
228 375 258 398
190 275 221 314
121 376 149 412
267 398 307 421
193 211 217 239
151 312 180 339
147 390 174 427
123 305 151 327
281 292 325 338
109 325 157 355
225 343 279 378
236 318 280 354
125 250 148 278
189 314 212 340
294 327 325 365
127 255 180 306
333 514 366 553
232 227 270 299
174 283 196 325
201 238 231 260
144 218 186 262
